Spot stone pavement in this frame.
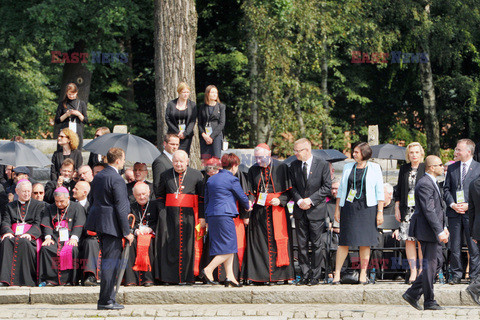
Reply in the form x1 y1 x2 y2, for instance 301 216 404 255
1 303 480 319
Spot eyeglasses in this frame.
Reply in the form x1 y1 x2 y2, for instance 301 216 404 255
33 191 44 195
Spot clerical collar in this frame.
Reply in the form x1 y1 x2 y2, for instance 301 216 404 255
19 200 27 205
164 150 173 161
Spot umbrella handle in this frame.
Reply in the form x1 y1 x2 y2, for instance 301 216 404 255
128 214 135 229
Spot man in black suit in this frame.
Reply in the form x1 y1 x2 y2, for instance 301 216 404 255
443 138 480 284
290 138 331 285
403 155 448 311
466 175 480 304
86 148 134 310
152 134 180 198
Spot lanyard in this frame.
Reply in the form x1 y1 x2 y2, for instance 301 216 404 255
55 204 70 231
260 163 273 193
16 201 31 224
139 201 150 225
205 104 215 126
353 163 368 199
173 168 187 195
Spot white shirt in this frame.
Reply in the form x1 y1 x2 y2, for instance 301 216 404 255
297 155 314 208
79 198 87 207
164 150 173 162
109 165 119 174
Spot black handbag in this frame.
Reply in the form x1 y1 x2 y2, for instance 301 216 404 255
340 269 359 284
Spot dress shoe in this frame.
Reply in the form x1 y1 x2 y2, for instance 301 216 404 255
97 303 124 310
199 269 218 285
448 277 461 285
466 287 480 305
402 292 423 310
83 276 97 286
224 279 243 287
308 278 320 286
0 282 9 287
296 278 309 286
331 281 340 285
359 279 370 285
424 303 444 310
143 282 153 287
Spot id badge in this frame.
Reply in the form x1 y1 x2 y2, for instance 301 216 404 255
287 201 294 213
407 193 415 207
68 120 77 133
205 126 213 136
456 190 465 203
257 192 267 206
59 228 69 242
179 124 186 132
346 189 356 203
15 223 26 236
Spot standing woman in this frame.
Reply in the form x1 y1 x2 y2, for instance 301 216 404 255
165 82 197 155
55 83 88 149
394 142 425 283
201 153 251 287
333 142 384 284
198 85 226 161
50 128 83 181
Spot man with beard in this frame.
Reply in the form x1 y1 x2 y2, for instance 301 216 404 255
0 180 44 286
44 159 76 204
156 150 205 284
243 144 294 285
39 187 86 286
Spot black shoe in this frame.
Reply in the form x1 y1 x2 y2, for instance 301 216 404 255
199 269 218 285
83 276 97 286
466 287 480 305
448 277 461 285
143 282 153 287
359 279 370 285
0 282 9 287
224 279 243 287
402 292 423 310
424 303 444 310
296 278 309 286
331 281 340 285
97 303 124 310
309 278 320 286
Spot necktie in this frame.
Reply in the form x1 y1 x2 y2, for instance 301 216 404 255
302 162 308 183
461 163 467 187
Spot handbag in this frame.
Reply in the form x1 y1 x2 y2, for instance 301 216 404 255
340 269 359 284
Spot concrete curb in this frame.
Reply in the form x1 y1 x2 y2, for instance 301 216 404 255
0 283 476 306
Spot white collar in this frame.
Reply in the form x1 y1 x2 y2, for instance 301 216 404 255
462 158 473 168
164 150 173 161
303 155 313 167
79 198 87 207
109 165 119 173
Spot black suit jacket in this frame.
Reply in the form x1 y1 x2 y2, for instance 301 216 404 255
468 177 480 240
443 160 480 218
197 103 226 140
152 153 173 198
165 99 197 138
409 174 446 243
50 149 83 181
394 162 426 220
44 179 76 204
85 166 131 238
289 156 332 220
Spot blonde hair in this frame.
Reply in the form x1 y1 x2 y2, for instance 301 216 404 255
177 82 190 94
405 142 425 163
60 128 79 150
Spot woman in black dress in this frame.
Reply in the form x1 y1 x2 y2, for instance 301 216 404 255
198 85 226 162
333 142 385 284
50 128 83 181
393 142 425 283
55 83 88 149
165 82 197 155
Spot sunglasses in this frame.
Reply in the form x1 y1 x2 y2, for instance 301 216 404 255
33 191 44 195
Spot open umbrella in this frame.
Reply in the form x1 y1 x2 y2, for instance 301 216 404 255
83 133 160 163
370 144 406 181
283 149 347 166
0 141 51 167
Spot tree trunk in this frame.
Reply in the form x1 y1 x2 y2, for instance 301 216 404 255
321 39 330 149
293 97 306 137
56 40 92 138
248 37 259 147
154 0 200 167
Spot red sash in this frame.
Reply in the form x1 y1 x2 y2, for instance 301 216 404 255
133 233 154 272
166 193 205 277
233 217 245 268
264 193 290 267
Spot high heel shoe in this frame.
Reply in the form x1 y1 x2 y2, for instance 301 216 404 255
200 269 218 285
224 278 243 287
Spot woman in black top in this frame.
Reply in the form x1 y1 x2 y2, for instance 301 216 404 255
165 82 197 155
55 83 88 149
50 128 83 181
198 85 226 162
393 142 425 283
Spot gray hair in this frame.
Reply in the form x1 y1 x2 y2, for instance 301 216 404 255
383 183 394 195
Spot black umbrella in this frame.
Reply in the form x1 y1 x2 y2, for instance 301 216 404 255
0 141 51 167
83 133 160 163
115 214 135 297
283 149 347 166
370 144 406 181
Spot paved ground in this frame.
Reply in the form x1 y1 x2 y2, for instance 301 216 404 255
2 303 480 319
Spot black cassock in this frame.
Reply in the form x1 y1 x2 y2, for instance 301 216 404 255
124 200 159 286
0 199 44 286
155 168 204 284
79 201 101 282
243 159 294 283
39 201 86 285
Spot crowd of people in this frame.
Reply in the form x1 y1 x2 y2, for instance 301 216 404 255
2 82 480 311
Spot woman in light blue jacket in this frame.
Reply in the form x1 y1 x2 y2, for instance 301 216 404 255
332 142 384 284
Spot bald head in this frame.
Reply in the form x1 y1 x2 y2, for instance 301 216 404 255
73 181 91 201
173 150 189 173
133 182 150 206
425 155 443 177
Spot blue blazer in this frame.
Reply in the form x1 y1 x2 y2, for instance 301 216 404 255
337 161 384 207
204 169 250 219
85 166 131 238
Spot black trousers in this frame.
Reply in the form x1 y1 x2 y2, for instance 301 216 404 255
295 216 325 280
200 133 223 160
467 241 480 293
98 233 123 306
448 215 480 279
405 240 443 307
